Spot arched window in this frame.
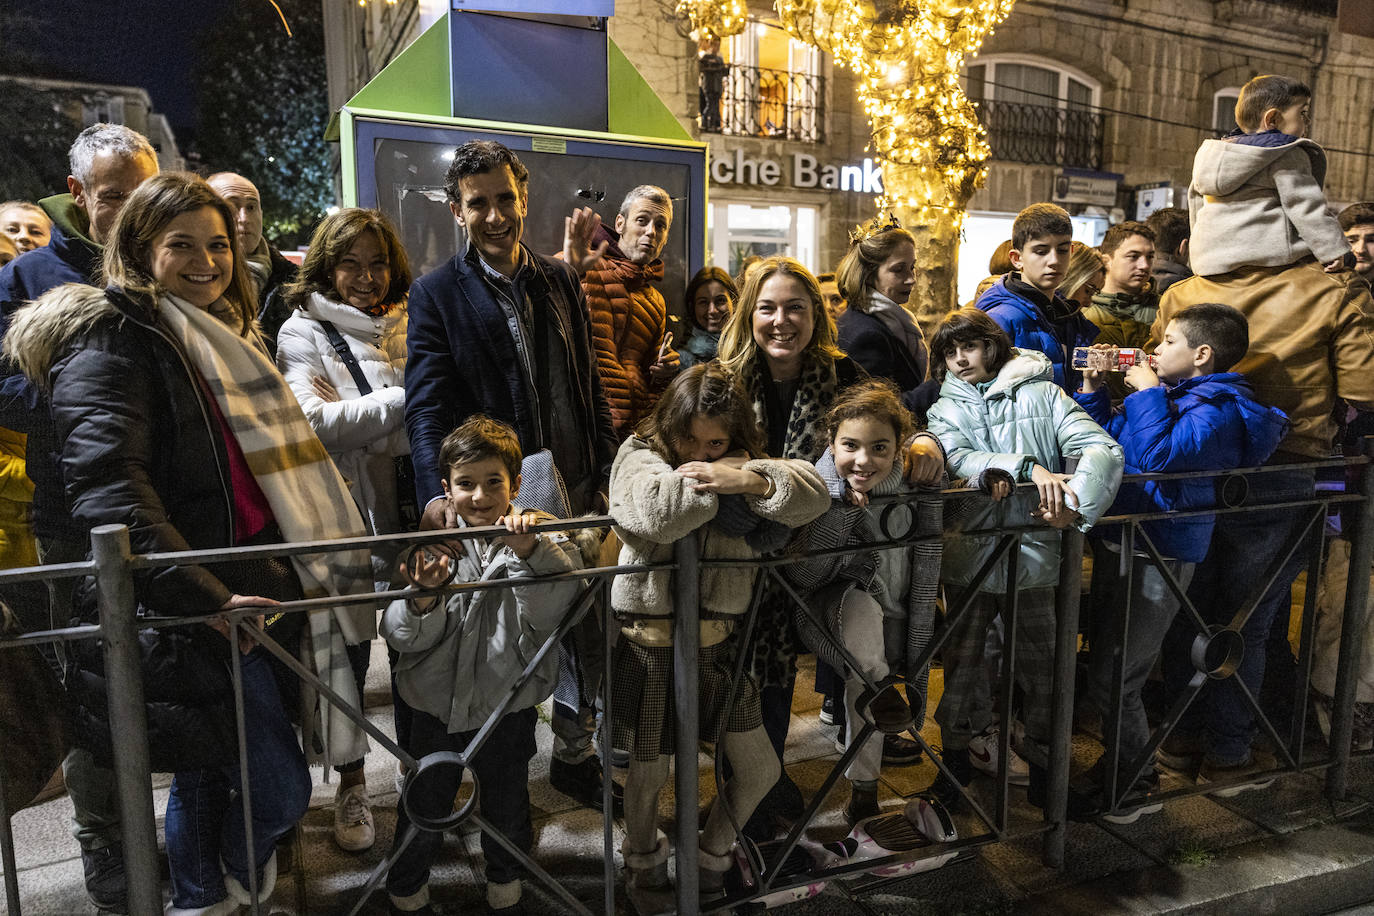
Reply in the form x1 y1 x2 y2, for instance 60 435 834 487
1213 88 1241 135
963 56 1103 169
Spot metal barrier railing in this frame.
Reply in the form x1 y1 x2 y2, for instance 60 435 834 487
0 448 1368 913
1088 449 1374 822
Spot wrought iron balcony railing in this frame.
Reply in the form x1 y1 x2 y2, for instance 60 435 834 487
975 99 1105 171
698 62 825 143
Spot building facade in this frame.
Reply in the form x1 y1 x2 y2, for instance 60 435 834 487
610 0 1373 301
322 1 1373 303
4 76 186 173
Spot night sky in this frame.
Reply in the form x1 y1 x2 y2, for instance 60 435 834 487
19 0 237 138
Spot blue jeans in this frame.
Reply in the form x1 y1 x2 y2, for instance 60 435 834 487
1089 546 1195 768
165 648 311 909
1161 466 1316 765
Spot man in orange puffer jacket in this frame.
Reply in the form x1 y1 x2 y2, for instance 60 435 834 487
574 186 681 437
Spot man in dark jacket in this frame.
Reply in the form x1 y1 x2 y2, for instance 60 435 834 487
0 122 159 913
207 172 298 354
404 139 619 812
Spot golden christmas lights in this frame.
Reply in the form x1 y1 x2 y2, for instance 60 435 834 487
675 0 748 40
774 0 1015 234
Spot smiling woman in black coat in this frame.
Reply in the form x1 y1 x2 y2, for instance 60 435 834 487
2 173 343 915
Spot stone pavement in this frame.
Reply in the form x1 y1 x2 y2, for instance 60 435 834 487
5 646 1374 915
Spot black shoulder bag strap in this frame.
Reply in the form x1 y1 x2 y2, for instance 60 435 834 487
317 320 372 395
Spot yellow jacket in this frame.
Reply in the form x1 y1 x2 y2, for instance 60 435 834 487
0 428 37 569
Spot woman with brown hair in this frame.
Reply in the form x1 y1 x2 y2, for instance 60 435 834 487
6 172 374 913
834 225 939 422
276 207 413 852
678 265 737 369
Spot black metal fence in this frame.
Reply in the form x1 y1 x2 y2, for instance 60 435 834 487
699 62 824 143
975 99 1105 171
0 450 1369 913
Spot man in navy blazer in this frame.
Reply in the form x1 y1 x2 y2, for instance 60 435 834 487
403 139 619 812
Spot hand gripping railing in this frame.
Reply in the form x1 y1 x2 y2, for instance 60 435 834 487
0 447 1369 913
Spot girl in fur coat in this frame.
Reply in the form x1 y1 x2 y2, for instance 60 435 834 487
608 363 829 904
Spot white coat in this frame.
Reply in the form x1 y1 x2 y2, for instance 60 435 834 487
276 292 410 572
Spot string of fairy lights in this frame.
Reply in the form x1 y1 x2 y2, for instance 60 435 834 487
677 0 1016 240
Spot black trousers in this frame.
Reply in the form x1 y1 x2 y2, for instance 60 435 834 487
386 705 537 894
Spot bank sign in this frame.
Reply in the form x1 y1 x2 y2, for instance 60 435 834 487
710 150 885 194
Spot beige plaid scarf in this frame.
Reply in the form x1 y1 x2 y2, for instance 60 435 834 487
159 294 373 767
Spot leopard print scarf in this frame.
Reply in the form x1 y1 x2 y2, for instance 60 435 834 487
745 354 840 462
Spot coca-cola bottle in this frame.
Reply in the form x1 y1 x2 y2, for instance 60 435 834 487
1072 346 1158 372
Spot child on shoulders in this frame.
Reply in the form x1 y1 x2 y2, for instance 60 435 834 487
1189 74 1351 277
380 415 587 916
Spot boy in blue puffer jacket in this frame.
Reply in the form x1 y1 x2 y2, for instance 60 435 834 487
1077 302 1288 822
975 203 1098 394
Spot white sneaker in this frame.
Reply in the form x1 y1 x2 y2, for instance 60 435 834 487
334 783 376 852
224 848 277 905
967 727 1029 786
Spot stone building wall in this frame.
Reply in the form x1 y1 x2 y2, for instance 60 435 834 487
610 0 1372 281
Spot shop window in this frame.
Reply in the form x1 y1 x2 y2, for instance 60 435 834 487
708 201 817 277
964 56 1103 169
697 19 824 142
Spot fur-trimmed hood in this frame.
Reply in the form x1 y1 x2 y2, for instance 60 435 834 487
2 283 128 391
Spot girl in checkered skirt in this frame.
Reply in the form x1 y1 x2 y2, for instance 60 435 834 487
786 379 945 829
607 363 829 903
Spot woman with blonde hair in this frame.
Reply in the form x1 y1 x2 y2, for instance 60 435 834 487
1059 241 1106 311
5 172 373 915
716 256 945 835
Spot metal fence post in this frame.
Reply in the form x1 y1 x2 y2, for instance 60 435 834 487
1327 443 1374 799
92 524 161 915
672 534 701 915
1044 525 1085 867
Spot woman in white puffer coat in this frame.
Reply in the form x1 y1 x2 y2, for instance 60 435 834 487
275 207 413 853
277 208 414 567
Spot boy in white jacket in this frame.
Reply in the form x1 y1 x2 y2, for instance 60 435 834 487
1189 74 1350 277
381 416 585 916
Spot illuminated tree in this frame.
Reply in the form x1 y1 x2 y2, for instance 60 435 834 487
682 0 1016 329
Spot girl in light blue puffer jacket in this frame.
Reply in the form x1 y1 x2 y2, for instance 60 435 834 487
924 308 1122 814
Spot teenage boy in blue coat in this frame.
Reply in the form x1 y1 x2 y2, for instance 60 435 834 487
1077 302 1288 822
976 203 1098 393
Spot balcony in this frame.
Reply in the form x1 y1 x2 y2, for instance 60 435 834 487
975 99 1104 171
698 62 824 143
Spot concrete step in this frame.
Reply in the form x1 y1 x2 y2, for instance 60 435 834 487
1019 809 1374 916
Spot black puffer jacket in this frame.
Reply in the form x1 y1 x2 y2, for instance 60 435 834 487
257 244 300 357
5 285 285 770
